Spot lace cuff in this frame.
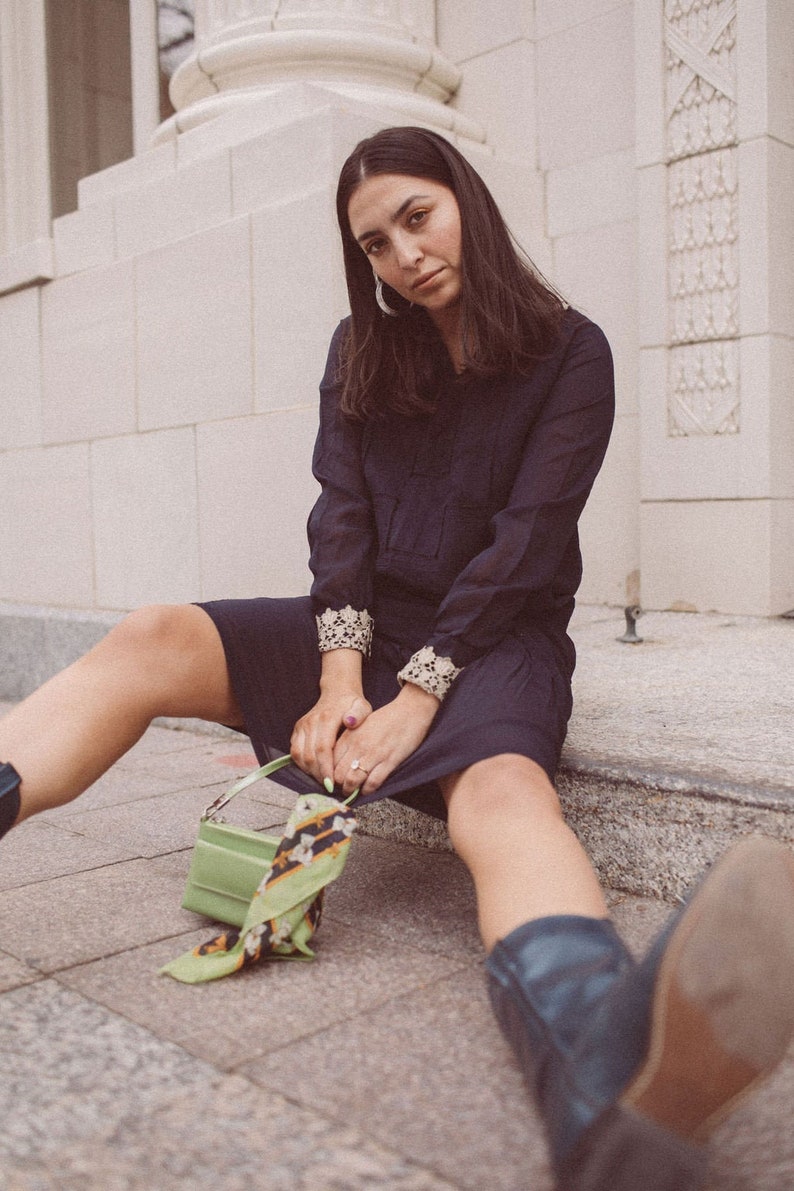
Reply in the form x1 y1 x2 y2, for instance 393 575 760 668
316 605 374 656
397 646 462 702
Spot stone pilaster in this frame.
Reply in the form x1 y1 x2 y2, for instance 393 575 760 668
637 0 794 614
129 0 161 155
0 0 51 254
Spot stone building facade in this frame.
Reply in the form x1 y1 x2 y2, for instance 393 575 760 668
0 1 792 688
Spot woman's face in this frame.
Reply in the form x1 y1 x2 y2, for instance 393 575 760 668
347 173 462 322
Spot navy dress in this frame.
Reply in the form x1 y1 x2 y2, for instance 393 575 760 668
200 308 614 819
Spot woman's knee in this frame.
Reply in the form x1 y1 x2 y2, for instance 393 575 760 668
442 754 563 857
94 604 237 720
100 604 197 664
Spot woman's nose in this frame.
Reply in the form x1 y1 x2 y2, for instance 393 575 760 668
393 233 422 269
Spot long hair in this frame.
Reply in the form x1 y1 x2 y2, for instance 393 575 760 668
335 126 565 419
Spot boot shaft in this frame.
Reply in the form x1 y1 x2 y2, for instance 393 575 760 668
0 762 21 838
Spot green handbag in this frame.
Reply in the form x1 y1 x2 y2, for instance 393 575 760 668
181 755 293 927
166 757 359 983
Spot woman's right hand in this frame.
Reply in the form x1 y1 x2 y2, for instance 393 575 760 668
290 691 372 789
290 646 372 788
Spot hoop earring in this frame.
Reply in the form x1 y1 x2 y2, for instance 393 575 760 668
374 274 398 317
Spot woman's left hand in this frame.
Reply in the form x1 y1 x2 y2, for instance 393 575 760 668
332 683 440 795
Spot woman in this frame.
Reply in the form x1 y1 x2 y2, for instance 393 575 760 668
1 127 793 1190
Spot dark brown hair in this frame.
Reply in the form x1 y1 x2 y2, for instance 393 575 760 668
335 126 565 419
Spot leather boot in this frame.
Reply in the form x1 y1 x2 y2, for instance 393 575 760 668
0 762 21 838
487 836 794 1191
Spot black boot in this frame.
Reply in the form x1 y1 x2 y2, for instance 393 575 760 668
487 836 794 1191
0 762 21 838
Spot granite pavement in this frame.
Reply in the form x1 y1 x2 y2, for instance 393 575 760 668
1 605 793 1189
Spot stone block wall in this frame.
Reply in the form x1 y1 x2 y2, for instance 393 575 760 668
0 97 375 620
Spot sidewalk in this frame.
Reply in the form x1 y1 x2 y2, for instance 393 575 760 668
0 606 793 1189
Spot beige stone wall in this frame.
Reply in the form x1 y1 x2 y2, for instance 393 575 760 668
0 99 371 610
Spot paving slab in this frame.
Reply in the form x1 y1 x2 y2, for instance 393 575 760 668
0 980 217 1167
58 916 467 1071
0 1073 455 1191
0 817 139 892
0 859 204 973
0 949 41 993
54 785 288 859
567 607 794 792
242 963 551 1191
37 763 205 820
322 834 482 962
357 608 794 897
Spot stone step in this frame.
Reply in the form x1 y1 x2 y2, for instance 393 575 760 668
358 607 794 901
356 749 794 903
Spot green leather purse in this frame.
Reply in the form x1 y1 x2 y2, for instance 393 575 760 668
169 757 359 983
181 755 293 927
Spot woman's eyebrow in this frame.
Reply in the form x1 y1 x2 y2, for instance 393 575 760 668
355 194 432 244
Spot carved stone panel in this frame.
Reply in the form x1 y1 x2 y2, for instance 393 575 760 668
668 149 738 346
664 0 739 437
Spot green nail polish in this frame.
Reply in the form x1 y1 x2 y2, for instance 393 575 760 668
323 777 334 793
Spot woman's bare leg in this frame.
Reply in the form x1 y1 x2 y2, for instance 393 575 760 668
440 753 607 952
0 604 241 822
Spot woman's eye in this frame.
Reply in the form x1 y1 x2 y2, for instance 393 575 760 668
408 209 428 227
365 240 385 256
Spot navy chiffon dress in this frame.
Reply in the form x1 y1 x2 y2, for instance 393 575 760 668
199 308 614 819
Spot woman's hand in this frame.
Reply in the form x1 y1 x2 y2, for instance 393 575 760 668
290 649 371 789
291 690 372 789
332 683 440 796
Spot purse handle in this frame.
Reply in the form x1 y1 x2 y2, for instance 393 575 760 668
202 755 358 822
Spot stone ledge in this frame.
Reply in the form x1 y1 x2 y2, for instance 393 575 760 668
0 603 121 701
556 752 794 902
0 238 55 296
354 750 794 903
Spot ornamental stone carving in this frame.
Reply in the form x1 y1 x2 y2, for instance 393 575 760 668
664 0 739 437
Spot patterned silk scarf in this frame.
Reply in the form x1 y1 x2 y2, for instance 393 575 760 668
161 792 357 984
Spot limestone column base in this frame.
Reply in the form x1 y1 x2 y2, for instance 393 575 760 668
154 23 483 147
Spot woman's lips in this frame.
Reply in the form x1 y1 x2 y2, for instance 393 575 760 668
413 268 443 291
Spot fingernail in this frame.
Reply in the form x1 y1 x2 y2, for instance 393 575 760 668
323 777 334 793
344 716 356 727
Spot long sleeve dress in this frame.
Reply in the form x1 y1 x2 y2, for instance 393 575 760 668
199 306 615 819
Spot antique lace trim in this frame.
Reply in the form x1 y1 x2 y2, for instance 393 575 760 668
397 646 462 702
316 605 374 656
